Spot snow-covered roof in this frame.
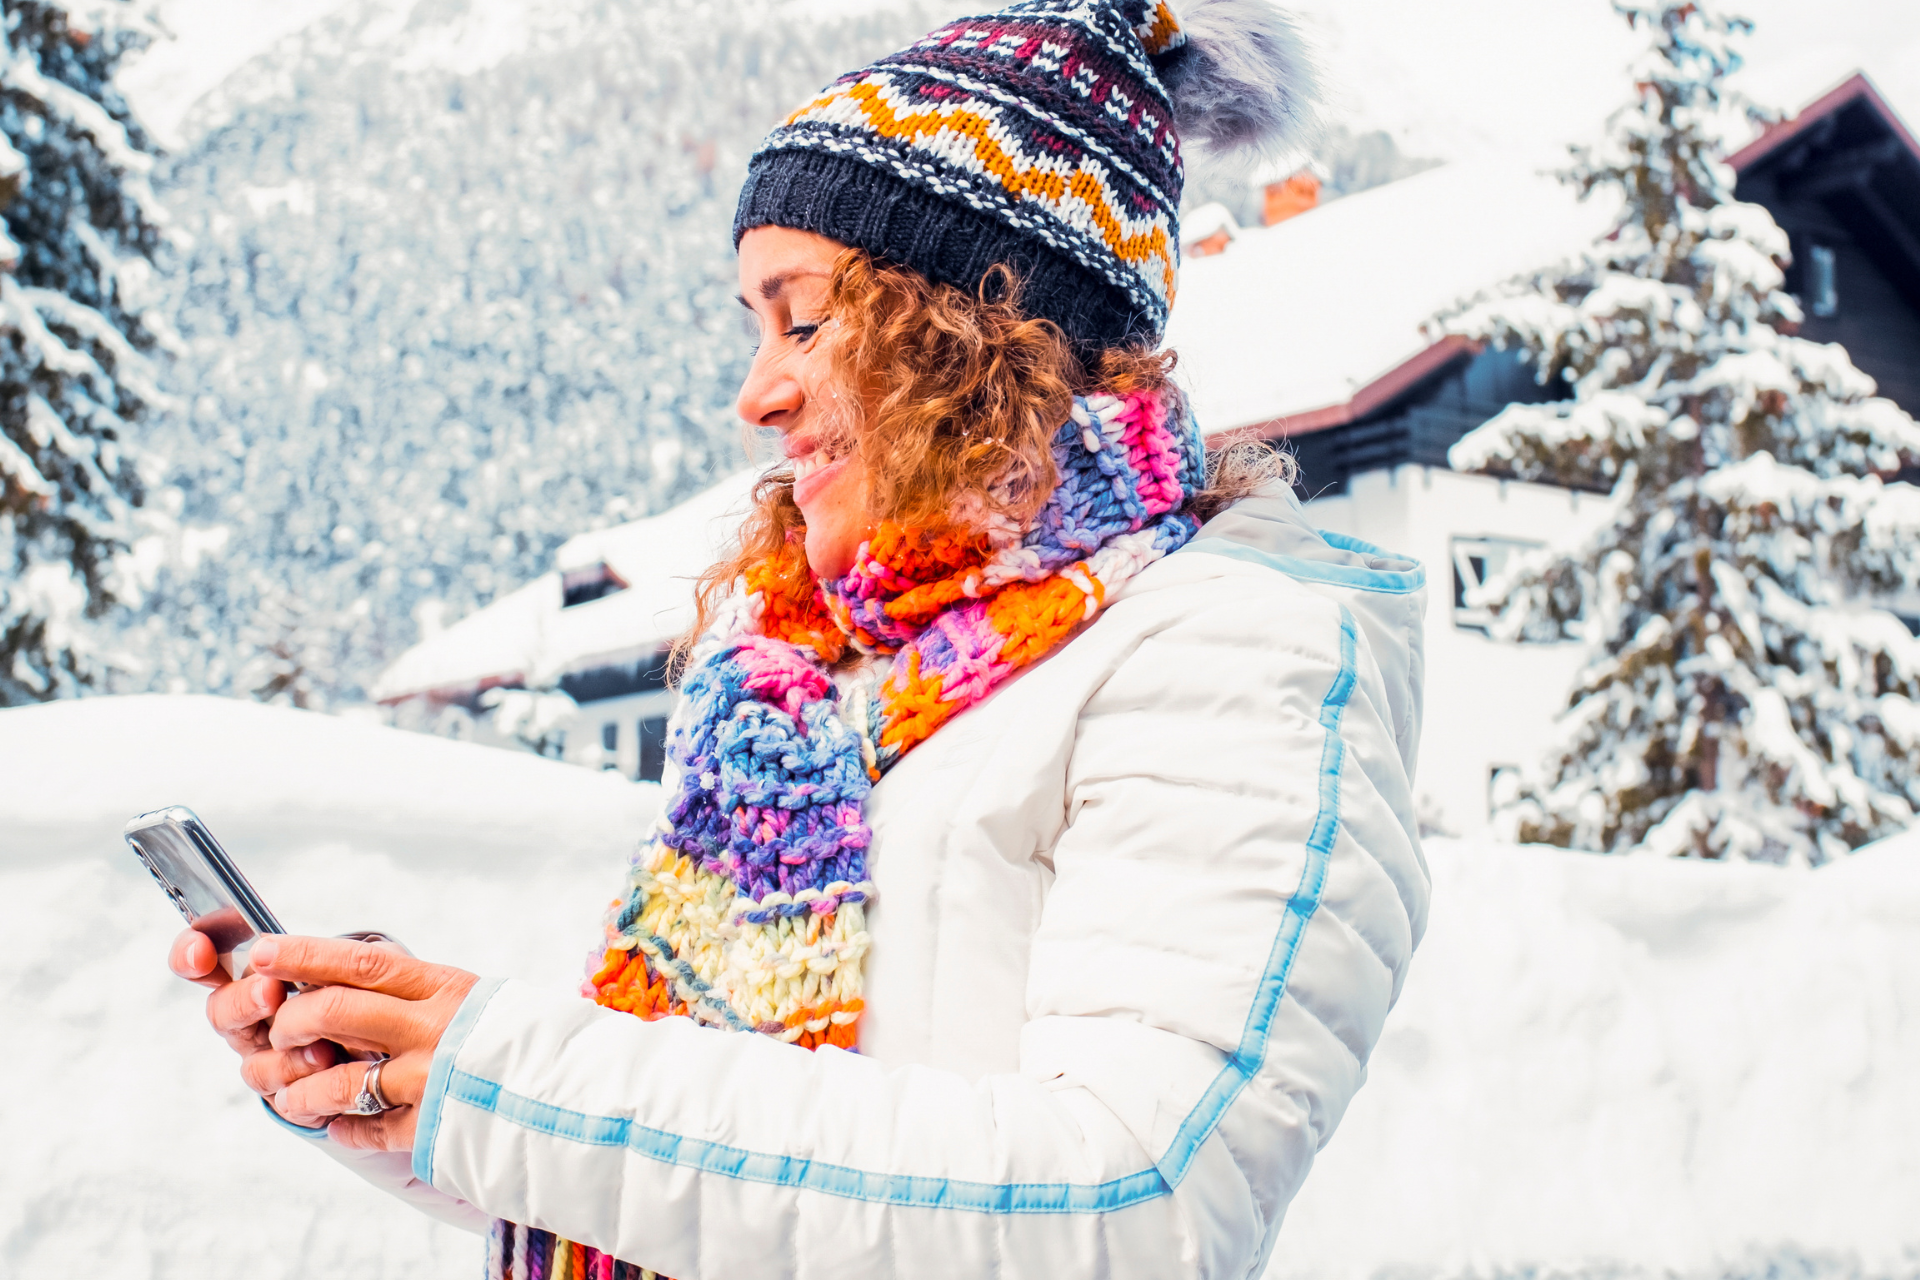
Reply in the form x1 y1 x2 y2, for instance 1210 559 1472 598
373 471 758 701
1165 160 1621 435
1180 201 1240 248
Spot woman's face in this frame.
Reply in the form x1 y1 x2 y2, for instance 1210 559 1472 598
736 225 869 580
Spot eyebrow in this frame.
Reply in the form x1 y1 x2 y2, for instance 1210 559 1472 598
735 268 830 309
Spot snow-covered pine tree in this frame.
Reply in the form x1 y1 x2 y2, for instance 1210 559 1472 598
0 0 169 703
1443 0 1920 866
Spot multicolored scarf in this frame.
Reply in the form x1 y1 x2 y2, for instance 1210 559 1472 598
486 389 1203 1278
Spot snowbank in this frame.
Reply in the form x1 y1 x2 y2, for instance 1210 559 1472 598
0 695 656 1277
2 694 1916 1276
1165 160 1620 433
1277 836 1920 1279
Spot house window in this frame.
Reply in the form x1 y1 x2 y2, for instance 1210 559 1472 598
601 721 619 770
637 716 669 783
1808 244 1838 318
1452 536 1540 635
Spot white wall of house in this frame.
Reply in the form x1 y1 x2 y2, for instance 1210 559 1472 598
561 688 677 779
1307 466 1614 836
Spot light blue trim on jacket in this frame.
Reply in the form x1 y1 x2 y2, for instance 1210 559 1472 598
425 602 1361 1213
414 976 507 1186
445 1068 1170 1213
261 1097 331 1140
1183 535 1426 595
1154 606 1355 1184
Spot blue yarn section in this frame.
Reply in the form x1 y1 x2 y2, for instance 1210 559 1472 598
658 640 873 905
1019 396 1203 577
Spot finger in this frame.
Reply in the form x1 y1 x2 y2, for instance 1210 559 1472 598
170 929 227 990
273 1059 362 1125
267 984 415 1056
248 935 445 1000
275 1056 407 1126
206 973 286 1040
329 1105 417 1152
240 1043 338 1097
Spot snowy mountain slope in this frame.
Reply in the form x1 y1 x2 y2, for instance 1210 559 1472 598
3 694 1916 1277
122 0 1920 162
121 0 943 707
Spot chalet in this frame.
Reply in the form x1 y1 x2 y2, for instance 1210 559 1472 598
1164 72 1920 836
375 74 1920 828
374 472 756 780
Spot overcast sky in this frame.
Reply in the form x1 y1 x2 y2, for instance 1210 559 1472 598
121 0 1920 163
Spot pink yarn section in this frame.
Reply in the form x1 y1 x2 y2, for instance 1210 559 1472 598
1116 391 1185 517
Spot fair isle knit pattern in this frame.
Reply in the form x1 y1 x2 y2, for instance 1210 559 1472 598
739 0 1190 346
492 389 1202 1274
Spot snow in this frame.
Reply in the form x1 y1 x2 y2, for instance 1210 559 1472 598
372 471 756 700
4 692 1917 1275
1276 832 1920 1279
0 694 658 1276
1164 160 1620 433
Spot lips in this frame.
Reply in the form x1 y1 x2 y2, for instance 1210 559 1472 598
792 454 850 509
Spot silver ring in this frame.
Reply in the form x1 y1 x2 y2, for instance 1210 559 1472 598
348 1057 394 1116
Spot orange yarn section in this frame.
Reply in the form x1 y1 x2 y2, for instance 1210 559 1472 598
984 569 1104 667
871 569 1100 755
859 526 990 628
786 81 1176 296
878 650 952 756
590 947 693 1020
1138 2 1183 55
744 547 844 661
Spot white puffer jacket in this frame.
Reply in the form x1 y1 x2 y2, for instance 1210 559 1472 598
298 486 1431 1279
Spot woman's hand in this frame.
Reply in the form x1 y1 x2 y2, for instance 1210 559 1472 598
168 927 342 1123
249 935 479 1150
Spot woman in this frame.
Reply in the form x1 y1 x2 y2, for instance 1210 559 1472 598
169 1 1430 1276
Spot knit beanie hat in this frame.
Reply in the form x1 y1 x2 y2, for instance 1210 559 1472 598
733 0 1321 351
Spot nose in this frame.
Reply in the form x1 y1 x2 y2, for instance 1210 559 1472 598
736 349 804 430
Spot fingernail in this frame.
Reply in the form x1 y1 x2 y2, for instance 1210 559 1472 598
273 1088 289 1113
305 1045 329 1068
251 938 280 968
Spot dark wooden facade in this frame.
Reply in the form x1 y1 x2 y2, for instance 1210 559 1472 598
1285 74 1920 498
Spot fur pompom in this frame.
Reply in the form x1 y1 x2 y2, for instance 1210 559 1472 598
1156 0 1323 162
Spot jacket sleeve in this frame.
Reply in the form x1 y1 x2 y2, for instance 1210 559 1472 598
259 1100 492 1233
408 575 1429 1280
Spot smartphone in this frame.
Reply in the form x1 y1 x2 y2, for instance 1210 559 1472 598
125 805 291 984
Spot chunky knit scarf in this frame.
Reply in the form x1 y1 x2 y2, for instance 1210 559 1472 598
485 389 1203 1279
